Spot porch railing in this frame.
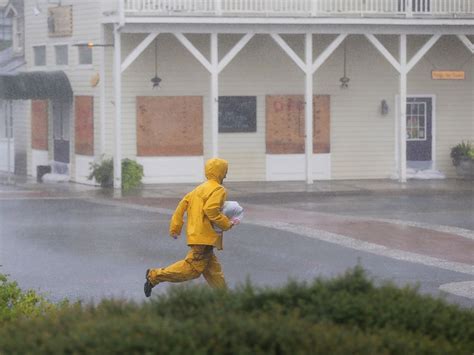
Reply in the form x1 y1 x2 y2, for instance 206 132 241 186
122 0 474 16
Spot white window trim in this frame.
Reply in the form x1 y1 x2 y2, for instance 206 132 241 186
32 44 48 69
394 95 437 172
53 43 70 68
406 102 428 142
75 41 94 68
11 16 23 54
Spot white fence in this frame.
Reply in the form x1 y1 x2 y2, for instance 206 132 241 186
122 0 474 16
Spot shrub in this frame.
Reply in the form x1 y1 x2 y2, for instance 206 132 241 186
450 141 473 166
0 272 55 322
88 156 113 187
121 158 144 191
0 267 473 354
88 156 144 191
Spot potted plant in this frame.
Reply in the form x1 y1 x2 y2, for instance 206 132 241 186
88 155 144 190
450 141 474 179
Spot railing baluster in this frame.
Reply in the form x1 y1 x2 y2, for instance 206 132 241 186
119 0 474 16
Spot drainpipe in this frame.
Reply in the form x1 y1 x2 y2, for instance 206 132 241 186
210 32 219 158
7 100 12 182
99 24 106 156
113 24 122 189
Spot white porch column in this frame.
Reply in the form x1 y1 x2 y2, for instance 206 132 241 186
210 33 219 158
113 25 122 189
366 33 440 183
305 33 313 184
175 32 253 159
272 33 346 184
399 34 407 183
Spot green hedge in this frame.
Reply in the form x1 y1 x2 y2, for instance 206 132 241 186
1 267 473 354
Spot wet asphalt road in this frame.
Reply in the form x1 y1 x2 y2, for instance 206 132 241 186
238 191 474 230
0 196 473 307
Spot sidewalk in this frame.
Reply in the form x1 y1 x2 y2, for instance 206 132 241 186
1 171 472 200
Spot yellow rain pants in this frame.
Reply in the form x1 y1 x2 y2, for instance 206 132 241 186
147 245 226 289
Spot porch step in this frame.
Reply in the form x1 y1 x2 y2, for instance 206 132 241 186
407 168 445 180
42 173 69 183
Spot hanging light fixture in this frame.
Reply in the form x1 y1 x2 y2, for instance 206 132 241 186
151 39 162 88
339 41 350 89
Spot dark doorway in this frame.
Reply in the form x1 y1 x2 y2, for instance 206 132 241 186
406 97 432 169
52 98 71 168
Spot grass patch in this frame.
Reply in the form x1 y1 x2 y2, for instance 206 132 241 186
1 267 473 354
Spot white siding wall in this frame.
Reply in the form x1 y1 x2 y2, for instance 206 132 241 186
317 35 397 179
407 35 474 177
24 3 473 182
24 0 102 181
114 32 473 182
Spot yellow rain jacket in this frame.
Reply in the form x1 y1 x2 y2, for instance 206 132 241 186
169 158 233 250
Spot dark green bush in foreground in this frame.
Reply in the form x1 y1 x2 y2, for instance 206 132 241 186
1 267 473 354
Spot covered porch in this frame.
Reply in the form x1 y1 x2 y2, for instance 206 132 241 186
100 9 473 188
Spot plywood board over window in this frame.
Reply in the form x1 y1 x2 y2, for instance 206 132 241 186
313 95 330 153
74 96 94 156
266 95 330 154
137 96 203 156
48 5 73 37
31 100 48 150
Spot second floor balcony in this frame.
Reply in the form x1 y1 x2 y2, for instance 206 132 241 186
118 0 474 18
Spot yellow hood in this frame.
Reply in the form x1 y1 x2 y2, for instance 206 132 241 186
205 158 228 183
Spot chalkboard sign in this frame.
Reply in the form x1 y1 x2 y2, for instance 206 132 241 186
218 96 256 133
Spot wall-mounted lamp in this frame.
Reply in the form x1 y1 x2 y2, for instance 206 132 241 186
381 100 389 115
151 39 162 88
339 41 350 89
33 0 62 16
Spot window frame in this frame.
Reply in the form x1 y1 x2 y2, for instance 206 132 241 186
406 102 427 142
77 43 93 67
54 44 69 67
33 44 47 67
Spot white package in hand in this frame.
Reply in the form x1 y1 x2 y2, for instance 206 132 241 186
213 201 244 232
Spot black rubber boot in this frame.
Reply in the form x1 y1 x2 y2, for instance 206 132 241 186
144 269 153 298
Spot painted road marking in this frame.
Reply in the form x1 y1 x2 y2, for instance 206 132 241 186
325 215 474 241
439 281 474 300
247 220 474 276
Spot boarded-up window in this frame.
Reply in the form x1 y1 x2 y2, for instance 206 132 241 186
48 5 73 37
137 96 203 156
266 95 330 154
313 95 330 153
74 96 94 156
31 100 48 150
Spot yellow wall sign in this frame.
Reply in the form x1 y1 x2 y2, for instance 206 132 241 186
431 70 465 80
